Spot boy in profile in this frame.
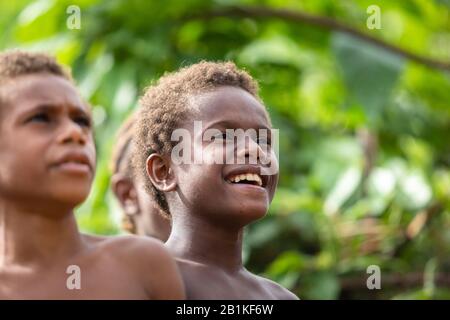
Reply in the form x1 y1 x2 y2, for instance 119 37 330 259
132 61 298 299
110 113 171 241
0 50 184 299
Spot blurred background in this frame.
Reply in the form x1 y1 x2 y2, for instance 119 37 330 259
1 0 449 299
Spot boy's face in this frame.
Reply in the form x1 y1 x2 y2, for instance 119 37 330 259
0 73 95 212
171 86 278 227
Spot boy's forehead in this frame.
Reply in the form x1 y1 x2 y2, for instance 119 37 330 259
1 73 86 113
190 86 270 128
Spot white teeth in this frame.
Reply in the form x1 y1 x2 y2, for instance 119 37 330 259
227 173 262 186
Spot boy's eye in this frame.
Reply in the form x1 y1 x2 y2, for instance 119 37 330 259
28 113 50 123
73 115 91 128
257 137 271 146
213 132 232 141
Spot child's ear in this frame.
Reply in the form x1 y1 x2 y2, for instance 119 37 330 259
146 153 177 192
111 173 141 216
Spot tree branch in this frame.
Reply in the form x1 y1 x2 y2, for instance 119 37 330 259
341 272 450 291
390 202 444 258
184 6 450 72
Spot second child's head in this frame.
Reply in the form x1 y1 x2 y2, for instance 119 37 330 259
0 50 95 213
110 112 171 241
132 62 279 228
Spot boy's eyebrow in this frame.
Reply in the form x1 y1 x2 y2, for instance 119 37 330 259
21 102 91 117
18 103 59 117
204 120 270 131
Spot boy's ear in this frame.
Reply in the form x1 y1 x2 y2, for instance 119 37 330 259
146 153 177 192
111 173 140 216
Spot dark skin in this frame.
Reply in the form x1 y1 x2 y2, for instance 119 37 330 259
147 86 298 299
0 73 184 299
111 167 171 241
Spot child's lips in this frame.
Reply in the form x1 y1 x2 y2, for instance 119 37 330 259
54 161 91 175
51 151 93 175
225 180 268 194
224 165 270 188
223 165 271 195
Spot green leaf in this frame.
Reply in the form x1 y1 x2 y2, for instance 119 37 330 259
303 271 340 300
332 32 405 127
238 35 311 69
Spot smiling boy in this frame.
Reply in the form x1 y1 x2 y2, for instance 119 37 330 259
132 61 298 299
0 50 184 299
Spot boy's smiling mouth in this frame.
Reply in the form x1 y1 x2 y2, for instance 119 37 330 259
226 173 262 187
224 166 269 190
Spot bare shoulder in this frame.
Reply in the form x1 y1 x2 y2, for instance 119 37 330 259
81 233 170 267
254 274 299 300
81 233 184 299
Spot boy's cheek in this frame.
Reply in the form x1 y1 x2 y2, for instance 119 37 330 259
178 165 219 196
0 160 41 193
264 153 279 175
268 174 279 202
87 142 97 168
202 147 225 165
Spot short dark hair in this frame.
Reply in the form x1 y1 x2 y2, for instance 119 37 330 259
0 50 72 112
0 50 71 83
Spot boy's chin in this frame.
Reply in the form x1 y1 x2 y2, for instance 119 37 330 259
50 187 91 209
226 203 269 225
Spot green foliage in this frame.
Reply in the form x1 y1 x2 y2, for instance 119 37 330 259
1 0 449 299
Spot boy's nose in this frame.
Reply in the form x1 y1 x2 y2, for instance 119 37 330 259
59 120 87 145
235 138 265 165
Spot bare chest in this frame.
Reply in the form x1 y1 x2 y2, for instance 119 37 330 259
0 262 147 299
181 268 278 300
